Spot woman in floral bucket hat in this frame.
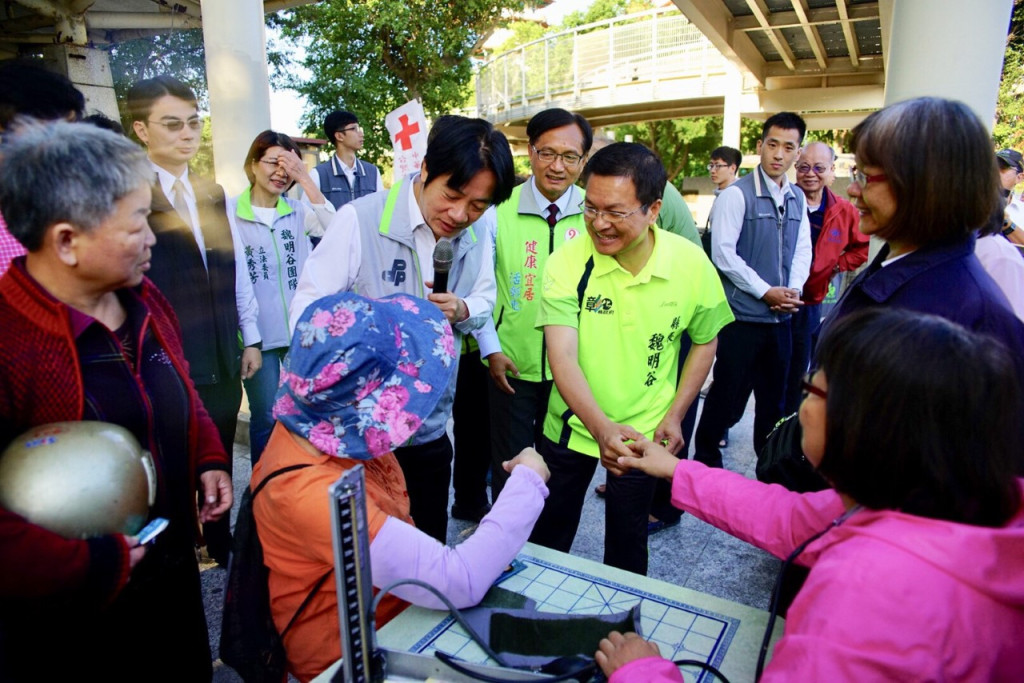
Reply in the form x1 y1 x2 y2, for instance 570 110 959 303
251 292 550 682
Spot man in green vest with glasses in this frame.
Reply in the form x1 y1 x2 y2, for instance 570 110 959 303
466 109 594 506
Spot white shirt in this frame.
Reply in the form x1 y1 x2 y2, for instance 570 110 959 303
710 165 812 299
289 174 496 336
149 162 261 346
976 233 1024 322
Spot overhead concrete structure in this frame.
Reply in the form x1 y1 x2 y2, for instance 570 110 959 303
0 0 312 193
480 1 1014 147
672 0 1014 129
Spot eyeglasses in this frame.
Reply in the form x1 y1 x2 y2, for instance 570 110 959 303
532 145 583 167
801 372 827 400
147 117 202 132
580 201 647 224
340 125 363 134
707 163 731 171
849 167 887 186
795 163 830 175
258 159 286 172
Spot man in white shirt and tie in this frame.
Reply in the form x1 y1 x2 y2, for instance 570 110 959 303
128 76 261 565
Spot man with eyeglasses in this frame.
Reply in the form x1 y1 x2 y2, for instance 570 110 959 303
465 108 593 516
307 110 383 217
692 112 812 469
530 143 732 575
783 142 867 413
127 76 261 566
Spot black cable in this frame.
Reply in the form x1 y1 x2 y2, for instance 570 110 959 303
755 505 862 680
434 650 596 682
674 658 731 683
371 578 509 666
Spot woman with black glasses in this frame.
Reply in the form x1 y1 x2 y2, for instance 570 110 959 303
596 307 1024 681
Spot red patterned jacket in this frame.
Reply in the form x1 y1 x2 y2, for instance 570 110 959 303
0 259 228 604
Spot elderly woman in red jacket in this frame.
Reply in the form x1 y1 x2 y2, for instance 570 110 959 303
0 121 232 681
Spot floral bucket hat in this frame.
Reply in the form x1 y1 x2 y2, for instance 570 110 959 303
272 292 457 460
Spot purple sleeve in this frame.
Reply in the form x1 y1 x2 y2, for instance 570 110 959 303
609 656 685 683
669 460 846 561
369 464 548 608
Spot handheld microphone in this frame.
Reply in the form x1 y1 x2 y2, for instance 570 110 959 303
432 239 454 294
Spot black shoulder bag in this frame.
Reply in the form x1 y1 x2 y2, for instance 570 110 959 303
219 464 332 683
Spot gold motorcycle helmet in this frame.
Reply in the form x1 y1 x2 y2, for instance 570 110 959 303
0 421 157 539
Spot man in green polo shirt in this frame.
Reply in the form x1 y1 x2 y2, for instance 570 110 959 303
530 143 733 575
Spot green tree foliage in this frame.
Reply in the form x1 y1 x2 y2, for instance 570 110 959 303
269 0 527 166
995 0 1024 150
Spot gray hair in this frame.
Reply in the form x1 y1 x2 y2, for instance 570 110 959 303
0 119 151 252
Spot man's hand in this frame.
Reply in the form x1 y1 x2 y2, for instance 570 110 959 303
652 414 684 456
595 631 663 678
198 470 233 523
426 291 467 325
240 346 262 380
486 352 519 395
503 446 550 483
762 286 802 314
595 421 644 476
618 437 680 480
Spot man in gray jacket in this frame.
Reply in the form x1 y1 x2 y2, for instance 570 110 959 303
693 112 811 468
290 116 515 542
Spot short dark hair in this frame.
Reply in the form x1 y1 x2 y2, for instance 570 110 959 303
849 97 1000 245
0 121 150 252
815 307 1021 527
710 146 741 168
83 113 125 136
581 142 666 208
526 108 593 154
125 75 197 123
762 112 806 144
244 130 302 187
323 110 359 146
0 60 84 129
422 116 515 206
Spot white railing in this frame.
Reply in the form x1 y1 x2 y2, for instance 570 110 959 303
476 7 728 122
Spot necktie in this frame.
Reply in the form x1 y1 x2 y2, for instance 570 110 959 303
546 203 558 228
172 179 194 232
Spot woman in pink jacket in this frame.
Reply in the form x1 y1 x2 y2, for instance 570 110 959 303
597 307 1024 682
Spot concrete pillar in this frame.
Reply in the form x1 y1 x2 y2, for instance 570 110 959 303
884 0 1013 126
721 63 742 149
40 45 119 120
201 0 272 196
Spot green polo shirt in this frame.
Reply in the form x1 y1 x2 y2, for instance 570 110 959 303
537 227 733 456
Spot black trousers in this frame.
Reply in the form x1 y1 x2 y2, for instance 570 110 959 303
530 436 656 575
395 433 454 543
650 336 698 525
488 375 552 500
452 349 492 510
195 377 241 562
694 320 791 467
784 303 821 414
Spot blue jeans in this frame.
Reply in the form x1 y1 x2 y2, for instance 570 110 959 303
243 347 285 466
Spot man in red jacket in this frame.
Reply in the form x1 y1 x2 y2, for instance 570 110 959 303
785 142 868 413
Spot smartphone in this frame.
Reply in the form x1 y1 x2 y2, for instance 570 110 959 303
136 517 169 545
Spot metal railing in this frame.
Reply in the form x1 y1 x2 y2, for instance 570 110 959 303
476 7 728 122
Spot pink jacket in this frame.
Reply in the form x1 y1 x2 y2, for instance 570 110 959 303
610 462 1024 682
803 187 868 304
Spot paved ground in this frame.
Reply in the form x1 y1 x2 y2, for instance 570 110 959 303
204 396 777 681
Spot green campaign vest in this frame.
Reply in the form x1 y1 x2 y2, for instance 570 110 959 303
491 183 585 382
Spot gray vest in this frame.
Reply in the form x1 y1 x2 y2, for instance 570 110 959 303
316 157 380 209
720 168 805 323
348 175 488 443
